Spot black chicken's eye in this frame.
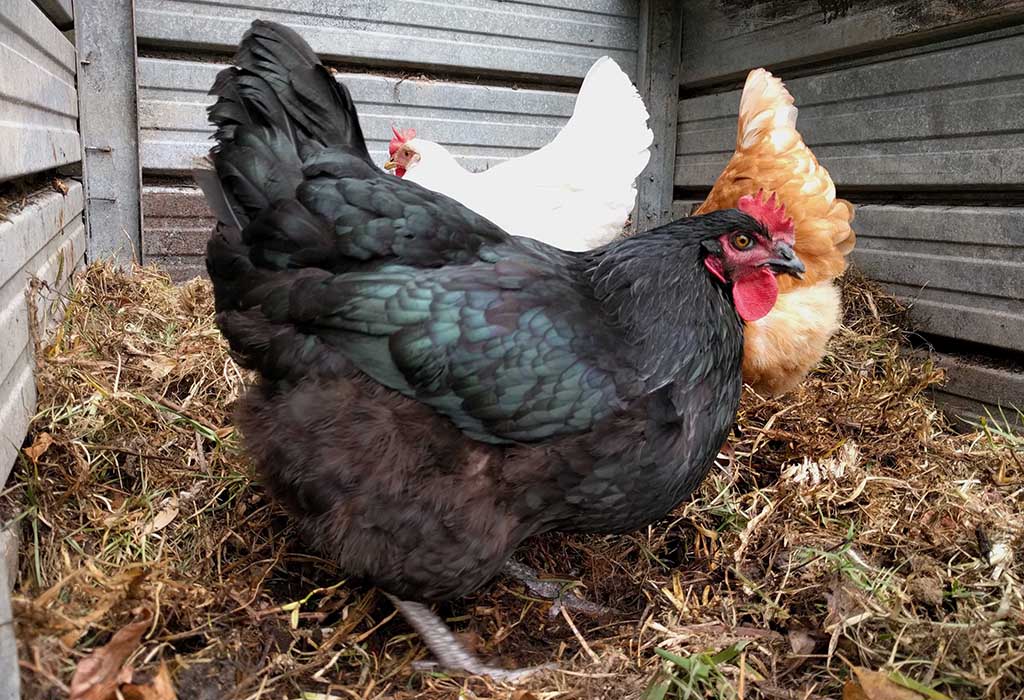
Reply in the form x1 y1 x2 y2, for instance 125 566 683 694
733 233 752 250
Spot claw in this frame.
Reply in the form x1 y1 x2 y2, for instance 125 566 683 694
503 559 618 618
387 594 555 682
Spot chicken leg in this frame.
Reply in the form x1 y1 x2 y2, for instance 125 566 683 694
386 594 555 682
502 559 616 618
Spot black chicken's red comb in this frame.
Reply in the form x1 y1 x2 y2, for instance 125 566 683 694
737 189 795 243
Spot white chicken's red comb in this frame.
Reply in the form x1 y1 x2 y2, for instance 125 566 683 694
737 190 795 243
389 126 417 156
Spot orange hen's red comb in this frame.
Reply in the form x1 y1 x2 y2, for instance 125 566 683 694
389 126 417 156
737 190 795 244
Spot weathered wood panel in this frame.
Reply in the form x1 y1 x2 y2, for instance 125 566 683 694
675 29 1024 189
680 0 1024 88
852 205 1024 353
75 0 142 261
134 0 639 82
137 57 578 175
32 0 73 29
0 183 86 488
0 0 80 182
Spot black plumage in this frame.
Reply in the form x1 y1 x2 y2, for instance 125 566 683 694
198 20 803 677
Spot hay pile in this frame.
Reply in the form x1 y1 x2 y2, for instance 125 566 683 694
7 262 1023 700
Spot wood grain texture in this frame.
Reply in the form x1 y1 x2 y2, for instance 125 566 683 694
134 0 639 82
680 0 1024 88
0 0 80 182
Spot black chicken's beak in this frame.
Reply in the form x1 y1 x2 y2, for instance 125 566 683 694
764 241 805 279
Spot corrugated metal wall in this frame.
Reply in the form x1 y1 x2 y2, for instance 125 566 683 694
0 0 84 500
134 0 648 279
674 1 1024 427
0 0 83 694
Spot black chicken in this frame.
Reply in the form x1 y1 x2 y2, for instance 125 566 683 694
197 20 805 679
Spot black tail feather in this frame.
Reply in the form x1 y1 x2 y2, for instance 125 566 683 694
200 19 380 376
229 20 372 163
193 159 244 231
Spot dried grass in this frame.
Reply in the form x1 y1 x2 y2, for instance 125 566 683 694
7 262 1023 700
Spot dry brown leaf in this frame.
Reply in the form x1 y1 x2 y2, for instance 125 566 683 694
52 178 69 195
844 679 870 700
844 667 927 700
23 432 53 462
69 608 153 700
143 356 176 380
142 498 179 536
120 661 177 700
788 628 817 656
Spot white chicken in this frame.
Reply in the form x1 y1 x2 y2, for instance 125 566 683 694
384 56 653 250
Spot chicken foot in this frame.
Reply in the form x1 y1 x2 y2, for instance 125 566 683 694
503 559 616 618
386 594 555 682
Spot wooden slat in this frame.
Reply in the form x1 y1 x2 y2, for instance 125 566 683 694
0 0 80 182
680 0 1024 89
0 183 85 486
137 57 578 175
75 0 142 261
134 0 639 82
675 29 1024 188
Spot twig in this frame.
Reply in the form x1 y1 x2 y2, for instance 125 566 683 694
560 604 600 664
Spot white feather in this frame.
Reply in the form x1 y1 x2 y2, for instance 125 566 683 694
399 56 653 250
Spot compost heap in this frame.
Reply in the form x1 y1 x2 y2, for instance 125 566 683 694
7 262 1023 700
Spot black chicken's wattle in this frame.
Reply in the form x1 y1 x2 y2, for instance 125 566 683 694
199 19 766 675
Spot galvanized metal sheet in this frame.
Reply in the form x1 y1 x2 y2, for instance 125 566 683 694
32 0 73 29
137 57 578 175
679 0 1024 89
0 183 85 487
0 0 80 182
134 0 639 81
633 0 681 231
675 30 1024 188
75 0 143 261
142 185 214 282
852 205 1024 353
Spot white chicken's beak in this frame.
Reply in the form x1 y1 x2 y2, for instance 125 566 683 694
383 159 398 170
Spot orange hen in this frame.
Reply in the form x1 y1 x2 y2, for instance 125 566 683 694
695 69 856 396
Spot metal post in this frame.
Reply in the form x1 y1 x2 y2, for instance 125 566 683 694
75 0 142 262
635 0 683 231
